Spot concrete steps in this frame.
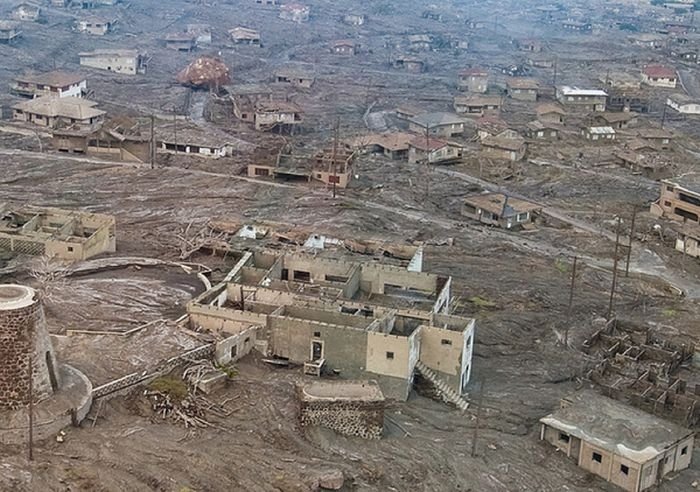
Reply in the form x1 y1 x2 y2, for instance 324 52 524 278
415 361 469 411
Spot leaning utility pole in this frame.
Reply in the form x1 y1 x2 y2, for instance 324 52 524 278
565 256 578 347
607 218 622 319
625 206 638 277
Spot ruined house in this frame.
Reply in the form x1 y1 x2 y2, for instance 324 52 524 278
613 151 671 181
164 32 196 51
12 96 105 130
636 128 673 149
670 48 697 62
158 122 234 158
641 65 677 88
350 132 414 160
279 3 310 22
186 249 475 402
0 205 115 260
556 86 607 112
408 34 432 51
79 49 148 75
230 27 261 45
526 120 559 140
407 137 462 164
342 13 365 26
453 95 502 116
651 176 700 226
517 38 542 52
667 94 700 114
186 24 212 46
592 112 638 130
11 71 86 99
408 112 466 137
462 193 541 229
0 21 21 44
628 33 665 49
76 16 113 36
253 101 303 132
458 67 488 93
274 69 314 89
52 117 150 162
480 134 527 161
562 20 591 32
475 116 509 140
506 78 539 102
392 56 425 73
540 391 694 492
11 3 40 22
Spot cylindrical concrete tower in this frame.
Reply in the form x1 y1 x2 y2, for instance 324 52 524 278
0 284 60 410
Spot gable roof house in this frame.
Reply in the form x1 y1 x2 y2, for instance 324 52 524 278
506 78 539 102
79 49 148 75
164 32 196 51
408 112 467 137
280 3 310 22
462 193 541 229
11 71 86 99
12 3 40 22
76 16 113 36
458 67 488 93
592 111 638 130
453 95 502 115
556 86 607 112
536 103 566 124
407 137 463 164
0 20 21 44
481 134 527 161
331 39 358 55
230 27 261 45
526 120 559 140
641 65 677 88
582 126 616 142
637 128 673 149
540 391 694 492
12 96 104 130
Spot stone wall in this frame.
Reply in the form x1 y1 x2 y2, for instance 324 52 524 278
0 295 57 410
298 393 384 439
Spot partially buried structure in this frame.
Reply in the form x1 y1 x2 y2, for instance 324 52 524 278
462 193 541 229
187 249 475 402
540 390 694 492
0 205 116 260
0 284 92 444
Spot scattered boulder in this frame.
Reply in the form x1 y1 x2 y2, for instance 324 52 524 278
318 470 344 490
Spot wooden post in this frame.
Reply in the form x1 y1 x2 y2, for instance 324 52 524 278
150 114 156 169
607 218 622 320
565 256 577 347
424 123 431 198
625 206 637 277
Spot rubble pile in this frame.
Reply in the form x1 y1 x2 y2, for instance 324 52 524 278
176 57 231 91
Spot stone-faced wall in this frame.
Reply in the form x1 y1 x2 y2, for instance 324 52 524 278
298 392 384 440
0 286 57 410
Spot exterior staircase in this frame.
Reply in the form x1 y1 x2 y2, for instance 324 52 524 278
415 361 469 411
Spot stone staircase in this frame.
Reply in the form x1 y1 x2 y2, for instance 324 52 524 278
415 361 469 411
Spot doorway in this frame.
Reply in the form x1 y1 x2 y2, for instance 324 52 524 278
310 340 324 361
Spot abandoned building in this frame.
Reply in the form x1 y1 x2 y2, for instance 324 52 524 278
187 249 475 402
637 128 673 149
230 27 261 45
76 16 113 36
408 34 432 52
391 56 425 73
164 33 196 51
453 95 502 115
613 151 671 181
667 94 700 114
12 96 105 130
526 120 559 140
481 134 527 161
331 39 358 55
517 38 543 52
274 69 314 88
540 391 694 492
562 20 591 32
407 137 462 165
556 86 607 112
628 33 665 49
0 205 116 260
0 21 21 44
592 112 638 130
351 132 414 160
0 284 93 444
600 71 641 90
651 176 700 226
536 103 565 124
187 24 212 46
279 3 310 22
342 13 365 26
582 126 616 142
458 68 488 93
52 118 150 162
248 144 354 187
79 49 148 75
158 123 234 159
670 48 697 63
11 71 87 99
506 78 539 102
641 65 677 88
528 54 554 68
607 88 651 113
474 116 509 140
462 193 541 229
297 380 384 439
408 112 466 137
11 3 40 22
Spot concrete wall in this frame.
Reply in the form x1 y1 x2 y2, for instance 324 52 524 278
360 263 438 295
214 326 258 365
80 55 138 75
365 331 415 380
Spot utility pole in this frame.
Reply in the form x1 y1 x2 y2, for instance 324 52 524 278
150 114 156 169
471 379 485 458
424 123 431 198
331 118 339 199
661 101 668 129
28 353 33 461
625 206 638 277
607 218 622 320
565 256 578 348
552 56 558 86
173 113 178 154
